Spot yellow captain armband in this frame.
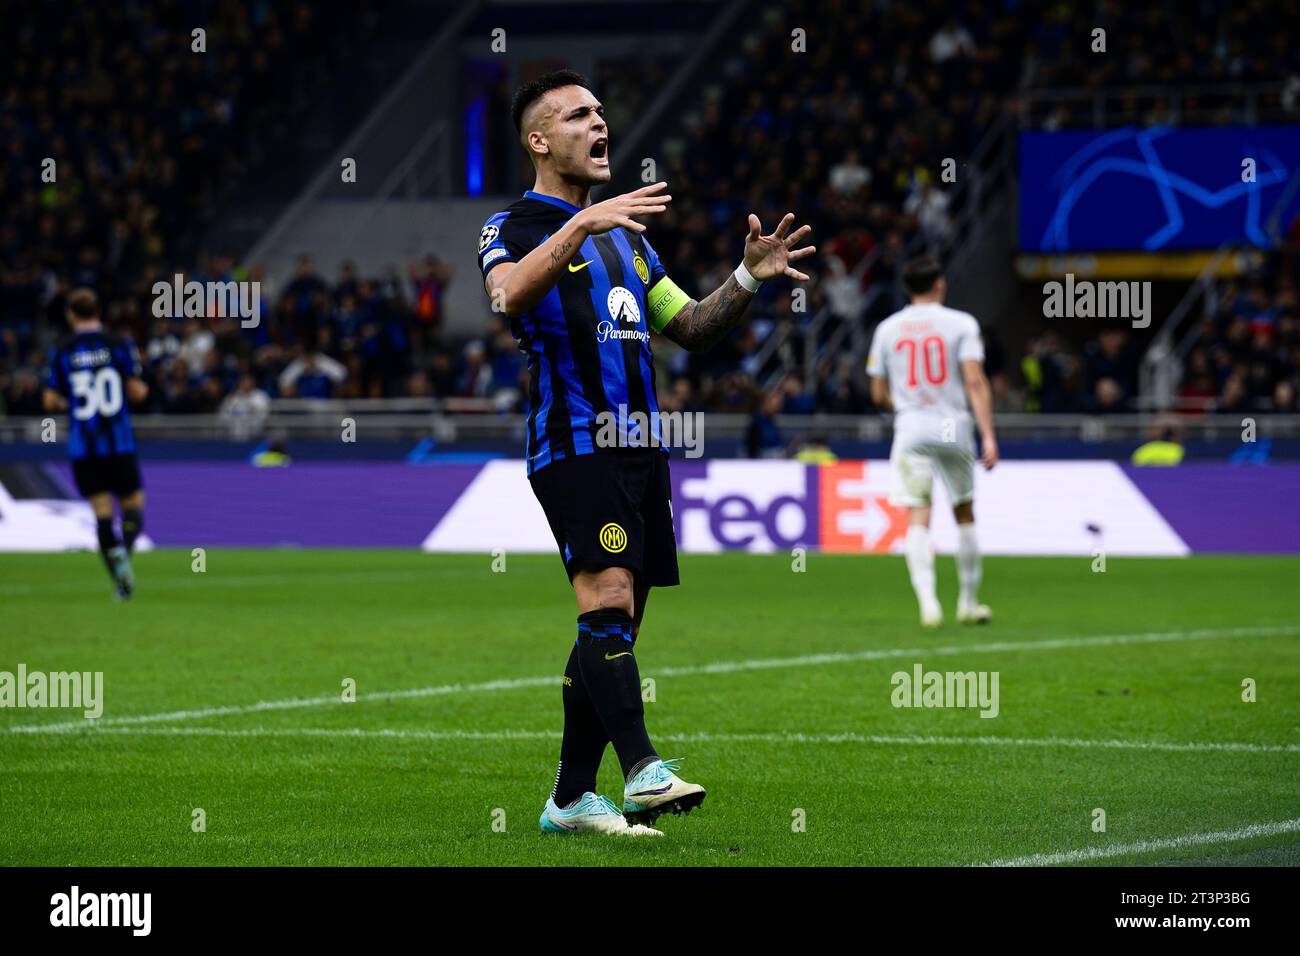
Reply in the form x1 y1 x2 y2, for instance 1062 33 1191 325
647 276 690 333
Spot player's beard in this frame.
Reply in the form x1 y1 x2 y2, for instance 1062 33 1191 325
569 137 611 185
568 155 611 187
540 141 610 196
556 166 610 193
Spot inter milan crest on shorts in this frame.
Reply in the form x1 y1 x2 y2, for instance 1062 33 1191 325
599 523 627 553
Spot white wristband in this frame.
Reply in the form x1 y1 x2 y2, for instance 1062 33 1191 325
734 261 762 293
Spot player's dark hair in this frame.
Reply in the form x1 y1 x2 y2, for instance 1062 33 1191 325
511 69 592 133
902 255 944 295
67 288 100 321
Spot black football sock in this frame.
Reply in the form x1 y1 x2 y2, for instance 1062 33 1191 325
121 508 143 554
551 643 609 808
575 608 657 780
96 518 121 582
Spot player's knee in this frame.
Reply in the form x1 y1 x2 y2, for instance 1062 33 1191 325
954 501 974 524
594 570 634 614
575 566 635 615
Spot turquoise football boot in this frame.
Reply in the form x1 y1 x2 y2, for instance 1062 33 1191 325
622 758 706 825
539 792 663 836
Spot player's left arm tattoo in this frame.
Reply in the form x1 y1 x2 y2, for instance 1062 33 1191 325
661 275 753 353
547 239 574 271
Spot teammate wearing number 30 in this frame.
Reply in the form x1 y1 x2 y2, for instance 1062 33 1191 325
43 288 149 600
866 255 998 628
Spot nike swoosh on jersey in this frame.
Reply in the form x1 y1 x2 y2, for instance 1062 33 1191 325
604 651 632 661
568 259 592 273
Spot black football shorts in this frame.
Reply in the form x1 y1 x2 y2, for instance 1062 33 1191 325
528 448 679 587
72 454 143 498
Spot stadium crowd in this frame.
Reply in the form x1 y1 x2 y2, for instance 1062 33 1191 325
1175 253 1300 414
3 1 1299 425
0 0 383 416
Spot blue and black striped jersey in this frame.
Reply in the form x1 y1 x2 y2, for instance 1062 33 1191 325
478 191 687 475
46 331 142 460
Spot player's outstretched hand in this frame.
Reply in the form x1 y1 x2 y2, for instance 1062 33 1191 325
742 213 815 282
980 437 999 471
575 182 671 235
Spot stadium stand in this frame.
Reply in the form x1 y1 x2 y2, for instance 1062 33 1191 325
1173 250 1300 414
2 1 1298 438
0 0 387 414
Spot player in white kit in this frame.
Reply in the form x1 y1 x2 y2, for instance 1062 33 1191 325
866 256 998 627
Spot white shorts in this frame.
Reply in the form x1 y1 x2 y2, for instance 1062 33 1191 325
889 417 976 508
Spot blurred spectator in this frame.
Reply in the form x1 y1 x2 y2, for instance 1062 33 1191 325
929 16 976 64
1091 377 1127 414
1274 379 1297 412
1021 332 1082 412
780 373 817 415
456 341 493 398
745 390 786 459
409 255 454 352
219 373 271 440
1083 328 1138 411
829 149 872 196
903 181 953 250
280 352 347 399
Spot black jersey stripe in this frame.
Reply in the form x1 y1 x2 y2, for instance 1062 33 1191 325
523 347 541 465
541 341 577 464
552 237 609 452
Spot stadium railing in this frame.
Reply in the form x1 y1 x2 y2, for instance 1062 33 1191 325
1138 242 1256 411
4 407 1297 445
1018 82 1289 127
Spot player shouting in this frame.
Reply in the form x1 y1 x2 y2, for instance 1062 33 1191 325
477 70 814 836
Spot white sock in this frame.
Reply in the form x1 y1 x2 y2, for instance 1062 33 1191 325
904 525 939 614
957 522 982 608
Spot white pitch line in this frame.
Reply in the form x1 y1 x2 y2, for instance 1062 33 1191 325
0 567 448 597
975 818 1300 867
14 725 1300 754
4 675 560 734
6 624 1298 735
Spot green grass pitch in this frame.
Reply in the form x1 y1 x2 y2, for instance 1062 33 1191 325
1 549 1297 866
